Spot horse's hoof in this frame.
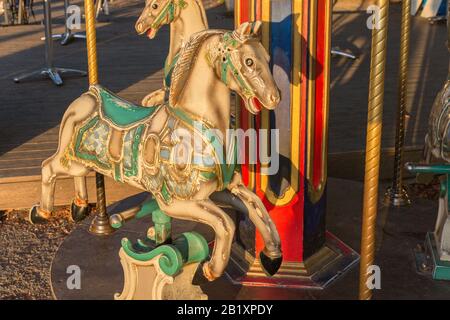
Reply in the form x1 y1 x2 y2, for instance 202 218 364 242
202 262 218 282
28 206 49 225
70 201 90 222
259 251 282 276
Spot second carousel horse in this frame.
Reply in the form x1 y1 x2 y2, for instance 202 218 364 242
107 0 209 177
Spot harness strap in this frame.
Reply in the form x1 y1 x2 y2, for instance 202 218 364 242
164 52 180 88
151 1 174 29
220 53 254 98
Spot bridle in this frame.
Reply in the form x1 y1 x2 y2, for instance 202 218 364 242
150 0 187 30
216 32 257 100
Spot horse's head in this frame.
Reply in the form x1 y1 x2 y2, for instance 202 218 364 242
135 0 187 39
207 22 281 115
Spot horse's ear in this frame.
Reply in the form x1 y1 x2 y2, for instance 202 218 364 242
236 22 252 38
252 21 262 36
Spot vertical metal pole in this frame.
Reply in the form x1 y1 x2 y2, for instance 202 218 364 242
447 0 450 62
3 0 10 25
43 0 53 68
18 0 23 24
84 0 114 235
359 0 390 300
384 0 411 207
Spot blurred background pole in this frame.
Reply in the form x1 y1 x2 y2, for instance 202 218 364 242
84 0 114 235
384 0 412 207
359 0 390 300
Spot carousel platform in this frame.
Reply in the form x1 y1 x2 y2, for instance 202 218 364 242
50 178 450 300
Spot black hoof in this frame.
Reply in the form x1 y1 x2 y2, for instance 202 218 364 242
192 262 210 286
259 251 282 276
71 202 90 222
29 206 49 225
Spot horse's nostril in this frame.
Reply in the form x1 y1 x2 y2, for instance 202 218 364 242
269 93 280 103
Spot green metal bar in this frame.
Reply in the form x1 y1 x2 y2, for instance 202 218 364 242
406 163 450 174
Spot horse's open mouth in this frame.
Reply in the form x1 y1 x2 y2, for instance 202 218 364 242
146 28 157 39
246 96 264 114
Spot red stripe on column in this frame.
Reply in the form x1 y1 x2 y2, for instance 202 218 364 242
313 0 325 189
300 0 309 188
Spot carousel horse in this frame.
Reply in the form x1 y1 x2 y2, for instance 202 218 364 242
29 22 283 280
108 0 209 166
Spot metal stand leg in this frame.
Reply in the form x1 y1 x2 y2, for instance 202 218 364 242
89 172 115 235
41 0 86 45
2 0 11 25
384 0 412 207
13 0 86 85
331 47 357 60
95 0 109 20
18 0 24 24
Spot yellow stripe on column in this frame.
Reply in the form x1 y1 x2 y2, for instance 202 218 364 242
289 0 303 198
235 0 241 27
306 0 317 192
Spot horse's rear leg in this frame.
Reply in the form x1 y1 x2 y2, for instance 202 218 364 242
227 172 282 276
31 93 97 224
30 155 90 224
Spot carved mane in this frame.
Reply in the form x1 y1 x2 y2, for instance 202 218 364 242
169 29 225 107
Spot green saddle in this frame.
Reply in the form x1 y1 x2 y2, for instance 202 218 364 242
92 85 159 129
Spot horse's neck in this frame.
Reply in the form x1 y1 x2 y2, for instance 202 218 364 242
167 1 208 63
175 44 231 136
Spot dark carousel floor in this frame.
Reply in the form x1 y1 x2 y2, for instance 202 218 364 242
50 178 450 300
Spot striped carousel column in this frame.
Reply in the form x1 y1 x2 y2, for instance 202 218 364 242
229 0 358 288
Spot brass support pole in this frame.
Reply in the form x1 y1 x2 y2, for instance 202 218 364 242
84 0 114 235
384 0 411 207
359 0 390 300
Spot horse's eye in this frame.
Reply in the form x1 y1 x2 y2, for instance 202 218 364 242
245 58 254 67
152 3 158 9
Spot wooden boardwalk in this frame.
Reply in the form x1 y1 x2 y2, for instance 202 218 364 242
0 1 447 208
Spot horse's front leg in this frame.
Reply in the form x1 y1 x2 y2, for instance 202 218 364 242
157 198 235 281
227 172 283 276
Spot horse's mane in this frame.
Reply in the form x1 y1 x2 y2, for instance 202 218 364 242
169 29 225 107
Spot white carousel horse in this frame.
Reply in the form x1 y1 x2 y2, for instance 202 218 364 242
30 22 283 280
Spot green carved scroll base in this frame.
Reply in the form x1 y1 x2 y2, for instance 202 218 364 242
151 209 172 245
121 231 209 277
